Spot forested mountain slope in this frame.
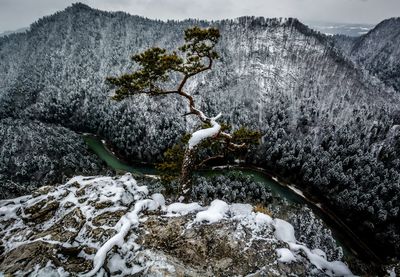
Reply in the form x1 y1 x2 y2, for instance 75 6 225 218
0 3 399 257
0 119 105 199
334 17 400 92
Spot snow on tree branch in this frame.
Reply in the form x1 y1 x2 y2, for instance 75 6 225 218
188 113 222 149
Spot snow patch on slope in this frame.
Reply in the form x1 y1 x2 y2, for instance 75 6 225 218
276 248 297 263
273 218 296 243
289 243 353 276
195 199 229 223
166 202 203 216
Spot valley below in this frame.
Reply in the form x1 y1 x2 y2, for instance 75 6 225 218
0 2 400 276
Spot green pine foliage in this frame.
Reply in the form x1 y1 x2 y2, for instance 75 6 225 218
155 134 188 183
106 27 220 100
156 125 261 183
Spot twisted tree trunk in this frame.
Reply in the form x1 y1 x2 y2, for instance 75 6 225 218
178 111 246 199
179 147 196 198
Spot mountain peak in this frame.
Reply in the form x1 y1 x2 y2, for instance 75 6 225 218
380 17 400 24
333 16 400 92
365 17 400 36
65 2 93 12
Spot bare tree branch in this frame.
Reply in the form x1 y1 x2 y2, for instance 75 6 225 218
196 154 225 168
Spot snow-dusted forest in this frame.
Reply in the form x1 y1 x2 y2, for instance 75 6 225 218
0 3 399 259
333 17 400 93
0 119 105 199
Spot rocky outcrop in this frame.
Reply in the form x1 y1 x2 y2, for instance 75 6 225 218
137 214 307 276
0 173 376 276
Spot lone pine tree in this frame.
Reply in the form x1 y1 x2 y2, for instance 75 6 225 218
107 27 260 197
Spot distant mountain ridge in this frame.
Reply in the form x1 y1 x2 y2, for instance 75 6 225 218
0 27 29 37
0 3 400 258
305 21 374 37
334 17 400 92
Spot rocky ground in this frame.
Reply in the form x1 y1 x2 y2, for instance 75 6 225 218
0 174 398 276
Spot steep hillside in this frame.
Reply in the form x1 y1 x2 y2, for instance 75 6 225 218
0 4 397 159
0 3 399 257
334 17 400 92
0 119 105 198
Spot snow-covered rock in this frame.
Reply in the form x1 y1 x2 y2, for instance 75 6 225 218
166 202 203 216
274 218 296 243
0 173 362 276
276 248 297 263
195 199 229 223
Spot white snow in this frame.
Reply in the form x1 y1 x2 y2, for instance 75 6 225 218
288 185 305 198
271 218 353 276
188 113 222 149
388 267 397 277
0 203 22 221
289 243 353 276
108 253 142 276
255 212 273 226
195 199 229 223
152 193 166 210
276 248 297 263
166 202 203 216
273 218 296 243
229 203 253 218
311 248 327 260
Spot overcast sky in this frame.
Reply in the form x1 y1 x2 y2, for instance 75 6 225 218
0 0 399 32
